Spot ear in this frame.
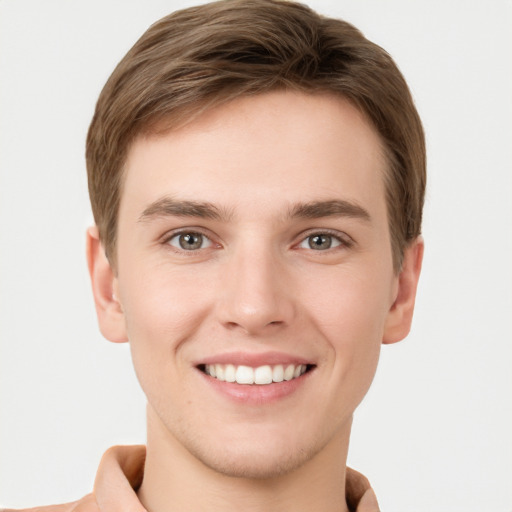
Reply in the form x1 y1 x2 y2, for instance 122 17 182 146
382 236 424 344
86 226 128 343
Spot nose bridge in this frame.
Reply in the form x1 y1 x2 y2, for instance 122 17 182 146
217 238 294 334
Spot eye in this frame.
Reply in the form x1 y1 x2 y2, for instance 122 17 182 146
167 232 212 251
298 233 343 251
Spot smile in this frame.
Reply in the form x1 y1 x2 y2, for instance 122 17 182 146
201 363 311 385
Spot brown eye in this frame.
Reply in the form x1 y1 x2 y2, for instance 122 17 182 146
168 232 211 251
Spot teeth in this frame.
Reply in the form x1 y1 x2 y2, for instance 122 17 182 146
236 365 254 384
215 364 225 381
254 365 273 385
272 364 284 383
284 364 295 381
225 364 236 383
204 363 308 385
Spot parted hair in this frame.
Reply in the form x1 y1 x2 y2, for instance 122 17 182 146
86 0 425 271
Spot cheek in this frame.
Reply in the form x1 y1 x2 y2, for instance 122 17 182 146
307 263 392 341
306 267 391 395
117 266 212 380
121 261 210 333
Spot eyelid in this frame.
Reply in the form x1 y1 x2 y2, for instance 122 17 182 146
168 232 212 250
159 226 353 254
294 228 354 250
161 227 221 252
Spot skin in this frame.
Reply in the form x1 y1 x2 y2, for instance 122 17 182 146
87 90 423 512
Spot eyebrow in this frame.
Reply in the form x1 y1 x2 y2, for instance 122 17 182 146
138 197 370 224
138 197 229 222
288 199 371 222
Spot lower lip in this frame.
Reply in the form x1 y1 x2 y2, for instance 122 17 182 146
197 368 313 405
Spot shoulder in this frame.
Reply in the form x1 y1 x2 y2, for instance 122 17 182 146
1 494 99 512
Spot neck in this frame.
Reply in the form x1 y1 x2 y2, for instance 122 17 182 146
138 406 352 512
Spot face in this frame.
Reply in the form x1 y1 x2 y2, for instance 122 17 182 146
90 91 421 478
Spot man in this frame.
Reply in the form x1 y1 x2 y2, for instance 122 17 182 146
4 0 424 510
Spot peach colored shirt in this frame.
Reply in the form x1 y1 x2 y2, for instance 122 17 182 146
2 445 380 512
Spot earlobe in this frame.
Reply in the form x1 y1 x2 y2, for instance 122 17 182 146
382 237 424 344
86 226 128 343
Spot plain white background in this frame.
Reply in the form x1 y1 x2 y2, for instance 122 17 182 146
1 0 511 510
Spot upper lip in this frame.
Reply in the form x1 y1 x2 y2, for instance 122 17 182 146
194 351 314 368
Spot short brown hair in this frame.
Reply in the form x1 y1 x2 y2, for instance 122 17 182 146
86 0 425 271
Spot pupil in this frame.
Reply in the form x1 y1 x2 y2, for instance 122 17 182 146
180 233 202 250
309 235 331 250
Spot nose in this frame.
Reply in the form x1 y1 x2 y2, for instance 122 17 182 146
215 243 296 336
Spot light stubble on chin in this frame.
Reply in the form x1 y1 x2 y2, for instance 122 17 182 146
146 392 352 482
188 442 317 480
165 412 347 481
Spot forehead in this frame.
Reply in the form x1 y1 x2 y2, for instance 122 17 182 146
121 91 387 220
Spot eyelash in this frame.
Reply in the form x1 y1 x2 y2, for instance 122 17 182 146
164 230 214 253
296 229 354 252
162 228 353 254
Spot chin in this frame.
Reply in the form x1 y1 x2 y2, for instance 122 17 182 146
147 397 352 480
180 423 330 480
192 442 319 480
